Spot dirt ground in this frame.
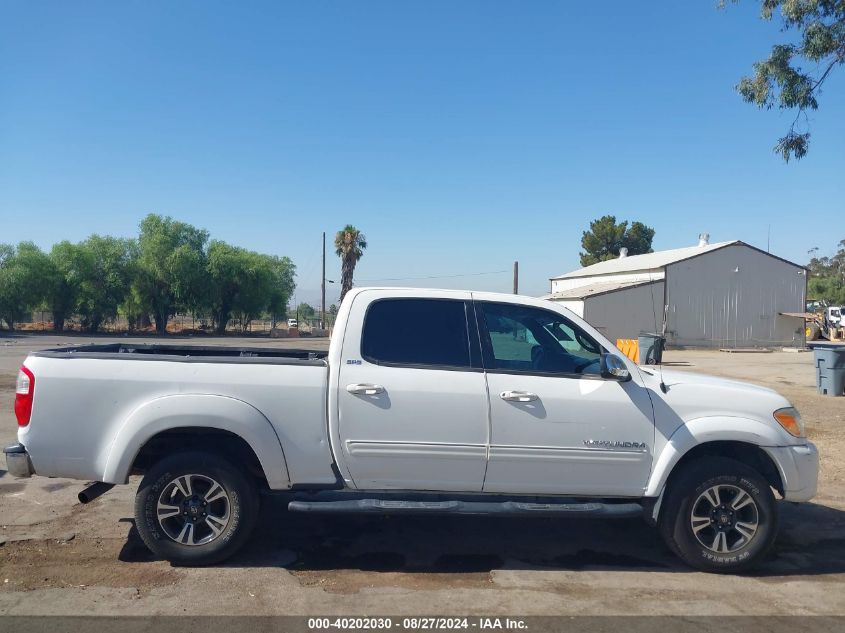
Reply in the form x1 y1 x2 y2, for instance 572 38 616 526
1 333 844 616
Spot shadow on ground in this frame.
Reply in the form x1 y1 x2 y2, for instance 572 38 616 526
117 497 845 578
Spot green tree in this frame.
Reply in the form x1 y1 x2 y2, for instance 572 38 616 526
230 256 274 333
623 221 656 257
0 242 52 329
326 303 339 327
135 214 209 334
727 0 845 161
119 241 146 332
206 242 296 334
206 241 246 334
296 302 316 319
265 255 296 327
579 216 655 266
334 225 367 304
75 235 134 333
0 244 16 328
44 241 86 332
1 214 298 336
808 240 845 305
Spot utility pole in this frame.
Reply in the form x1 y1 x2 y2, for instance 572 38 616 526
321 231 326 330
513 261 519 294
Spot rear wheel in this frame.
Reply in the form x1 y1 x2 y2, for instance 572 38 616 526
134 451 259 565
659 457 778 573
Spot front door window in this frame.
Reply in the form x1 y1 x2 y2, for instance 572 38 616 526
478 302 603 376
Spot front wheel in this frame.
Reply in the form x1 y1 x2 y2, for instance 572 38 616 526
134 451 259 565
659 457 778 573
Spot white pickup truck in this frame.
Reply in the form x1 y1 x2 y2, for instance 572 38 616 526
5 288 818 572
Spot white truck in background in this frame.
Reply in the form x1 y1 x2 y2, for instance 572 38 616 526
5 288 818 571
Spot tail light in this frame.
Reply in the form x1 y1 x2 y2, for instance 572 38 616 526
14 365 35 427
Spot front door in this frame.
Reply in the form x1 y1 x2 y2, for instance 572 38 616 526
476 299 655 496
336 292 489 491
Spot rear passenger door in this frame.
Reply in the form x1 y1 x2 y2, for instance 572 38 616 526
336 292 489 491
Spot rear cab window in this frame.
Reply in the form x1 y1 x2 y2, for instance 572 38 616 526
361 298 478 369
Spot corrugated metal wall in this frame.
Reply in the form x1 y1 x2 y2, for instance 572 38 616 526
665 245 805 348
582 281 664 344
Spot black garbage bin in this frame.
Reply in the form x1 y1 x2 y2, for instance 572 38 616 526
813 345 845 396
638 332 665 365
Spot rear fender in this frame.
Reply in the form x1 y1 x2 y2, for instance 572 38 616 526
102 394 290 488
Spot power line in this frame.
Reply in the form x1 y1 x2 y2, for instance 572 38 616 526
356 269 510 283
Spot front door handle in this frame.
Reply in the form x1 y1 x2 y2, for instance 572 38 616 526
346 383 385 395
500 390 539 402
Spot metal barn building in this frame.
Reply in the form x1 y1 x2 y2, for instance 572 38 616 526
545 236 807 348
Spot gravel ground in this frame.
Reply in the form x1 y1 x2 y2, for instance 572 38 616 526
0 333 843 616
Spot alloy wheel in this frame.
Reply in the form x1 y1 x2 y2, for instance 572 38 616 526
156 474 231 546
689 484 760 554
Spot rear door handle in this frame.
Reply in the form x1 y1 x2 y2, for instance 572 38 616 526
346 383 385 395
500 390 539 402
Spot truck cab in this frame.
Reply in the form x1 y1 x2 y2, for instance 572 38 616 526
330 289 654 496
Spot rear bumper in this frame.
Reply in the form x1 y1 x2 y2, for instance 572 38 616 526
3 443 34 478
764 442 819 502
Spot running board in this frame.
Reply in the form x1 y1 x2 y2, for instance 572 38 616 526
287 498 643 518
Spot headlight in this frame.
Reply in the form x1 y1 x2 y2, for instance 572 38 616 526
774 407 804 438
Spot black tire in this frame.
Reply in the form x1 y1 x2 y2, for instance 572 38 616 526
658 457 778 573
134 451 259 566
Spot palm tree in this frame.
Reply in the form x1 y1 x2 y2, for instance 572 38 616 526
334 225 367 304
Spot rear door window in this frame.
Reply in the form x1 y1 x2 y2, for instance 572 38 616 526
361 298 474 369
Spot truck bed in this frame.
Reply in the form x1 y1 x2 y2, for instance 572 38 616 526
20 341 334 487
31 343 328 365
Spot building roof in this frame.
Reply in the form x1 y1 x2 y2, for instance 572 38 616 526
542 278 661 301
551 241 739 280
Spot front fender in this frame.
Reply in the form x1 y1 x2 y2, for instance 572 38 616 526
645 415 791 498
102 394 290 488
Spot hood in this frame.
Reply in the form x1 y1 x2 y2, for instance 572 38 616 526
638 367 792 429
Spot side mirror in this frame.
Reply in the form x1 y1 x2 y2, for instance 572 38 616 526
601 353 631 382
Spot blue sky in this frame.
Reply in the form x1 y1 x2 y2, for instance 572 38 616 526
1 1 843 305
